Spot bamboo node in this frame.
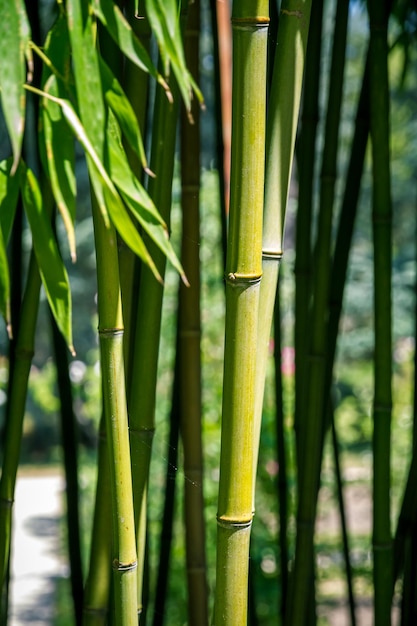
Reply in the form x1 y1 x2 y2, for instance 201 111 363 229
281 9 303 19
231 16 270 27
0 497 13 509
216 516 252 530
99 327 124 337
225 272 262 285
112 559 138 572
262 250 283 261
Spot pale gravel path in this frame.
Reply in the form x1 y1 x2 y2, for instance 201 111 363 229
9 472 67 625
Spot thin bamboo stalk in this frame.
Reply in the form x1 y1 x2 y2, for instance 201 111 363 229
119 0 152 379
152 338 181 626
179 0 209 623
214 1 268 623
51 311 84 625
293 0 324 460
92 195 137 625
83 416 112 626
0 251 41 588
273 284 289 620
367 1 393 623
128 76 179 619
287 2 350 623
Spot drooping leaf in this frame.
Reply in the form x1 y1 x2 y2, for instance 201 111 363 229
105 121 187 283
145 0 203 113
99 58 148 172
40 75 77 261
0 0 33 173
92 0 171 99
66 0 110 227
21 165 74 354
0 158 21 243
0 158 21 335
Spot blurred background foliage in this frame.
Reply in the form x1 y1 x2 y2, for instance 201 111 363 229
1 0 417 623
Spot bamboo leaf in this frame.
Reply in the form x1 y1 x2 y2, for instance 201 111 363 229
40 75 77 262
0 157 22 336
144 0 204 113
99 176 163 283
99 58 148 172
0 158 21 243
105 125 187 283
92 0 171 98
21 165 74 355
0 0 33 173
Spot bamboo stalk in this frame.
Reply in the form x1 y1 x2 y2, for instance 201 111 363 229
293 0 324 461
51 311 84 625
287 2 350 623
367 1 393 622
92 195 138 625
152 337 181 626
179 0 209 623
83 416 112 626
128 76 179 619
210 0 231 267
252 0 313 511
0 250 41 588
273 284 289 620
214 1 268 623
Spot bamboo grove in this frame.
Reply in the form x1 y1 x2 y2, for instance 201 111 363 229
0 0 417 624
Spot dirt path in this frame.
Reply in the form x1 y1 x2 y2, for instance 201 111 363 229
9 471 66 626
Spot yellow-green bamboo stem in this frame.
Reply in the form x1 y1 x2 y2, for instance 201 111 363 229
214 2 268 624
83 416 112 626
367 0 393 622
0 251 41 589
179 1 208 623
128 77 179 617
92 196 137 626
252 0 312 511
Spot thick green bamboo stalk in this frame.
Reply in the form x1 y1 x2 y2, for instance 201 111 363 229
0 250 41 589
83 416 112 626
287 2 350 623
179 0 209 624
367 1 393 623
128 78 179 619
92 196 137 626
214 2 268 624
252 0 312 511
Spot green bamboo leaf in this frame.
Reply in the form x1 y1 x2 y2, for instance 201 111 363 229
99 58 148 172
0 0 33 174
105 126 187 283
0 157 22 336
92 0 171 98
21 165 74 355
99 175 163 283
40 75 77 262
0 158 21 243
0 229 10 337
145 0 203 113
